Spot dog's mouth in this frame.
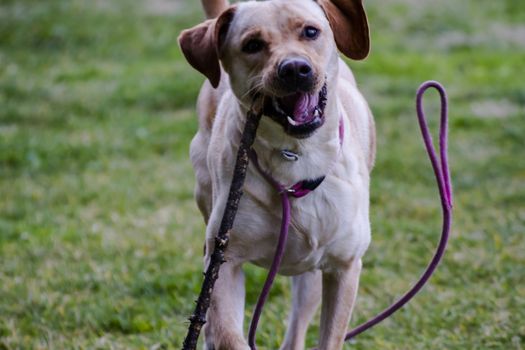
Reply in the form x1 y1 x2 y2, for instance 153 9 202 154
263 83 327 138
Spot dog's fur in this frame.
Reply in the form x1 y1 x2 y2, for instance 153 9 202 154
179 0 375 349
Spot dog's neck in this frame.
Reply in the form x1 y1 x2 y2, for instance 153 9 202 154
238 86 342 186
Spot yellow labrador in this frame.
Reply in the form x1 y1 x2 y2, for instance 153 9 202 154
179 0 375 348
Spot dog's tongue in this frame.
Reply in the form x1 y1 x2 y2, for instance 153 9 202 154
280 92 319 124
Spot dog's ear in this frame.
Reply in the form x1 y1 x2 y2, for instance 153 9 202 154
178 7 236 88
317 0 370 60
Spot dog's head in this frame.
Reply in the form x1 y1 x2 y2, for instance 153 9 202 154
179 0 369 138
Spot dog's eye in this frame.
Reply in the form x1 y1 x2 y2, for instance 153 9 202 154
242 39 265 54
303 26 320 40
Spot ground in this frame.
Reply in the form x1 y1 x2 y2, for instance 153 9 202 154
0 0 524 349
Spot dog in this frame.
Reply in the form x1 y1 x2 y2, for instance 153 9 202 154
179 0 375 348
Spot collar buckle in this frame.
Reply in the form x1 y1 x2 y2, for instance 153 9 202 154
281 187 296 194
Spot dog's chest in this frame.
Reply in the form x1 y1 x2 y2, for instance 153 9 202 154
227 162 370 275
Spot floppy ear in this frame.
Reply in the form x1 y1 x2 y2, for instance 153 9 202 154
178 7 236 88
317 0 370 60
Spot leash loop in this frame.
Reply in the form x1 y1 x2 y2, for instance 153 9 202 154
342 80 453 343
416 81 453 209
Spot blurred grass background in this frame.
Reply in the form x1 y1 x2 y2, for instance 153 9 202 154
0 0 524 349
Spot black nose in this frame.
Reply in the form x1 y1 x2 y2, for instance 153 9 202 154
278 57 314 91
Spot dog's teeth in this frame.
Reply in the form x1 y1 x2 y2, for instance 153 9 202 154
287 116 299 126
314 109 320 118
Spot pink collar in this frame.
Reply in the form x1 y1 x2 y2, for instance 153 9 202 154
249 117 344 198
248 149 325 198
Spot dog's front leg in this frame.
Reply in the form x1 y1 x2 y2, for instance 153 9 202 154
280 270 322 350
204 258 248 350
203 190 249 350
318 259 362 350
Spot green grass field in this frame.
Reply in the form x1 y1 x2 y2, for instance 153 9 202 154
1 0 524 349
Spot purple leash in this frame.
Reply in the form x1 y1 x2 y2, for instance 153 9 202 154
343 80 453 342
247 80 453 349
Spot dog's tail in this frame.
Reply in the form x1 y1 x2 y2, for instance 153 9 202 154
201 0 229 19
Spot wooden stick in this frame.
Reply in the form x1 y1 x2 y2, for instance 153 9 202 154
182 105 263 350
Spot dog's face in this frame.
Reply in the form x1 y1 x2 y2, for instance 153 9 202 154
222 0 333 138
179 0 369 138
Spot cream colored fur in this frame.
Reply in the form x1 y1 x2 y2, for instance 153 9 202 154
183 1 375 349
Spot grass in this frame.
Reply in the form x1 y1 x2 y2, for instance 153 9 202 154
0 0 524 349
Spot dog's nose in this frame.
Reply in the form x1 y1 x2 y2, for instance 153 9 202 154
278 57 314 91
